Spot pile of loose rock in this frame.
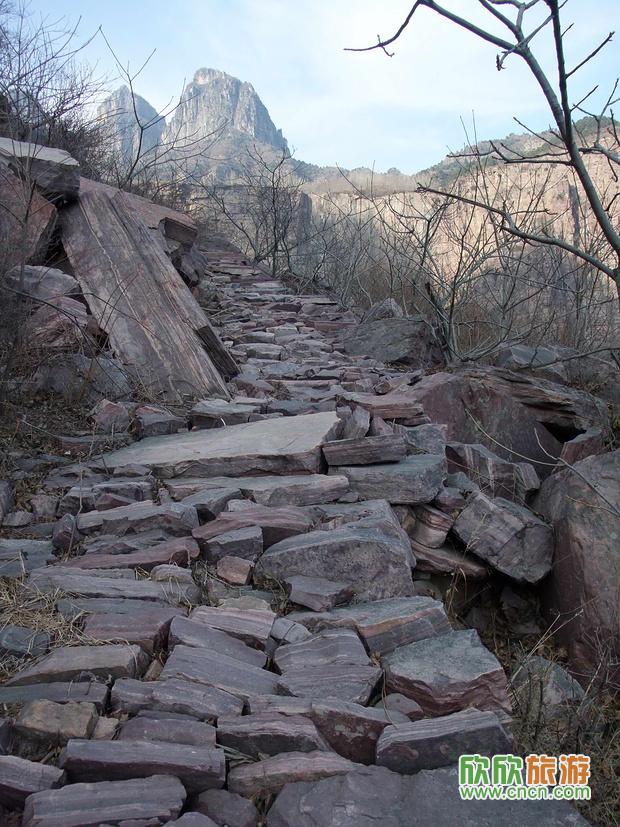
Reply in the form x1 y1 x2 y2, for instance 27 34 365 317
1 214 613 823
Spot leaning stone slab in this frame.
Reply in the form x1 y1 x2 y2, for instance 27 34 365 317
255 519 414 602
0 137 80 200
22 774 186 827
7 644 149 686
59 738 225 794
289 596 451 655
100 411 341 477
111 677 243 722
0 754 65 810
453 493 553 583
331 455 446 504
376 708 512 773
383 629 511 716
227 750 362 798
217 713 329 759
160 645 279 701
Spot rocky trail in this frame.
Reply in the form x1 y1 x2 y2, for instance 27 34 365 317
0 147 617 825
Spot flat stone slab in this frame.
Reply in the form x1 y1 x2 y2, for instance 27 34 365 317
28 569 192 605
322 435 406 466
59 739 225 794
255 519 414 602
376 708 512 773
171 474 349 507
274 629 370 672
101 412 341 477
63 536 200 571
383 629 511 716
118 716 216 747
83 610 178 654
7 644 149 686
278 664 382 705
76 500 198 536
228 750 362 798
200 525 263 564
0 755 65 809
285 575 354 612
0 681 108 711
188 606 275 648
332 455 446 504
289 596 451 655
217 713 329 758
22 774 186 827
169 617 267 667
111 677 243 722
160 645 279 701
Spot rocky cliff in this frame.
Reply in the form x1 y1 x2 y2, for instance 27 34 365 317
96 85 166 164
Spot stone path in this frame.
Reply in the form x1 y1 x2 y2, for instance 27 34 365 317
0 247 588 825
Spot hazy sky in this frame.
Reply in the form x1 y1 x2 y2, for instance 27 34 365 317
25 0 620 173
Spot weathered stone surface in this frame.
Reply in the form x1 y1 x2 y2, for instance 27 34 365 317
394 423 447 455
306 700 406 763
15 700 98 745
375 693 425 721
228 751 362 798
5 264 79 303
274 629 370 673
408 504 453 548
453 493 553 583
111 677 243 722
343 316 443 370
0 681 108 711
101 412 341 477
446 442 539 503
278 663 382 705
179 487 242 520
189 606 275 647
135 404 185 438
196 501 313 544
536 449 620 680
266 764 589 826
512 655 585 723
22 774 186 827
118 716 216 747
376 708 512 773
28 568 191 604
0 137 80 199
333 455 446 504
160 645 279 700
64 536 200 572
341 391 427 423
290 596 451 656
271 617 312 645
558 428 604 466
409 539 488 579
90 399 130 433
217 713 329 758
285 575 353 611
383 629 511 715
216 555 253 585
193 788 258 827
168 617 267 667
60 738 225 793
0 625 49 658
76 500 198 536
0 754 65 810
83 609 179 654
256 519 413 602
189 398 260 429
201 525 263 563
7 644 149 686
0 538 55 578
322 435 406 467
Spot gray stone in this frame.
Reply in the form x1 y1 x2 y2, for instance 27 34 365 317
168 617 267 667
101 411 341 477
7 644 149 686
0 755 65 810
118 716 216 747
0 137 80 200
285 575 354 611
217 713 329 758
453 493 553 583
22 774 186 827
76 500 198 536
193 788 258 827
201 525 263 564
383 629 511 716
0 624 49 658
0 681 108 711
333 455 446 504
376 708 512 773
274 629 370 673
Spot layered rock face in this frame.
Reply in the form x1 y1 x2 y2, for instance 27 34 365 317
163 68 287 151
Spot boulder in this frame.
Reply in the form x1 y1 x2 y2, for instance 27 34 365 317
332 455 446 504
536 449 620 681
453 493 553 583
446 442 540 503
343 316 444 370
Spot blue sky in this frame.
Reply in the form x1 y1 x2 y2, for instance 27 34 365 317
25 0 620 173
